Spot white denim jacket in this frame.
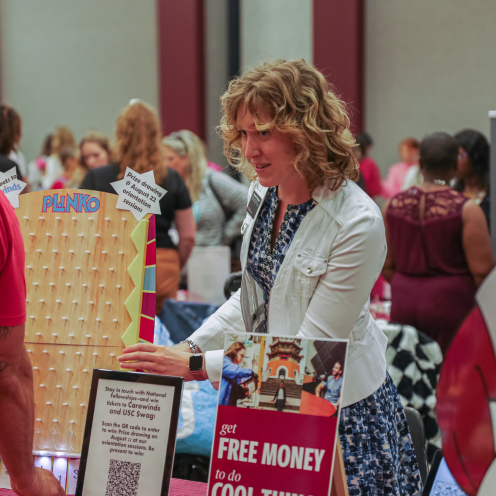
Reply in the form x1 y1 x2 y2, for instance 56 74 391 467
190 179 388 407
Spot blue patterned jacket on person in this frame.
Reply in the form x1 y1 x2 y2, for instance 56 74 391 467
220 356 253 406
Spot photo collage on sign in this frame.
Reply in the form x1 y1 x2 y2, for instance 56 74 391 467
220 334 348 417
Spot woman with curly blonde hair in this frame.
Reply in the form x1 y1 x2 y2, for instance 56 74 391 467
82 101 196 313
119 60 422 494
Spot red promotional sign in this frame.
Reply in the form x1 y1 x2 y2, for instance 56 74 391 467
210 407 338 496
207 333 348 496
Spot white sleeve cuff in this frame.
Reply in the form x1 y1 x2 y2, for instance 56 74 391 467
205 349 224 390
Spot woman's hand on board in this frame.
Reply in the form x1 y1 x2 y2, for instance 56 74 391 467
118 343 195 381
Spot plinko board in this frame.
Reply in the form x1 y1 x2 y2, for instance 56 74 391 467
208 333 349 496
16 190 156 454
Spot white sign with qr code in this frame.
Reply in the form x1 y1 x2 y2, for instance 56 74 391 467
81 378 175 496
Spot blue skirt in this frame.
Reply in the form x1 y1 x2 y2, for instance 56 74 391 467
339 374 423 495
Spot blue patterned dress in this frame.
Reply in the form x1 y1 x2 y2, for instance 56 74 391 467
247 187 422 496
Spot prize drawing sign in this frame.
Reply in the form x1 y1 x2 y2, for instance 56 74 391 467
209 333 349 496
111 167 166 221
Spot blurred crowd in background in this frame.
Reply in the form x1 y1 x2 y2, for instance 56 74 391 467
0 99 494 360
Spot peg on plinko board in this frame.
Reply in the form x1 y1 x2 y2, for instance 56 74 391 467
95 234 100 238
96 318 101 322
72 217 77 221
36 249 42 253
99 284 104 288
73 386 78 389
52 333 57 337
26 265 32 269
29 233 35 236
46 233 51 237
23 216 28 220
83 369 88 373
32 282 38 286
62 233 67 237
85 334 91 338
103 335 108 339
33 367 38 370
89 301 94 305
79 233 84 237
66 368 72 371
49 368 54 371
43 266 48 270
68 333 73 336
106 302 111 305
119 251 124 255
116 285 121 288
39 216 44 220
59 351 64 355
75 352 81 356
66 283 71 287
46 402 51 405
122 217 127 222
112 234 117 238
85 250 91 254
76 267 81 271
110 353 115 357
113 319 118 322
36 332 41 336
79 318 84 321
55 217 60 220
39 299 44 303
92 267 97 271
56 385 61 389
46 316 51 320
105 217 110 221
49 283 55 286
102 250 107 254
69 250 74 254
52 249 57 253
72 300 78 304
39 384 45 387
59 266 64 270
29 316 35 319
56 300 61 304
42 350 48 354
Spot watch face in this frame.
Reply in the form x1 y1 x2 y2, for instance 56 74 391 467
190 354 203 372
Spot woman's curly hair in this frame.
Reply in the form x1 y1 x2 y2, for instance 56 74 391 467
114 101 166 183
220 59 359 192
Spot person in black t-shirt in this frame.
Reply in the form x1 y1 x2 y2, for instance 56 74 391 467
0 105 24 181
81 101 196 313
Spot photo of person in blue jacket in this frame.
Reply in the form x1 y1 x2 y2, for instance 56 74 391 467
220 342 257 406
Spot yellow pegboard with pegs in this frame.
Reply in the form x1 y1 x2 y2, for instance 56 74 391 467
16 190 156 454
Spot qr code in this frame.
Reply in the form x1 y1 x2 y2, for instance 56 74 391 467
105 459 141 496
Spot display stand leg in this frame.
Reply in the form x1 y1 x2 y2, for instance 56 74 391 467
331 441 349 496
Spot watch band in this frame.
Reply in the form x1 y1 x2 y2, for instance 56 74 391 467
189 353 206 381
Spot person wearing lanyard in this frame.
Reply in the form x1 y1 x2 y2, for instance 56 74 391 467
119 59 422 495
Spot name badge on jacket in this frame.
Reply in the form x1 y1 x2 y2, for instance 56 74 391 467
247 191 262 218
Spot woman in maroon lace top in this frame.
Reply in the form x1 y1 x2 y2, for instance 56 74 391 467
382 132 494 354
